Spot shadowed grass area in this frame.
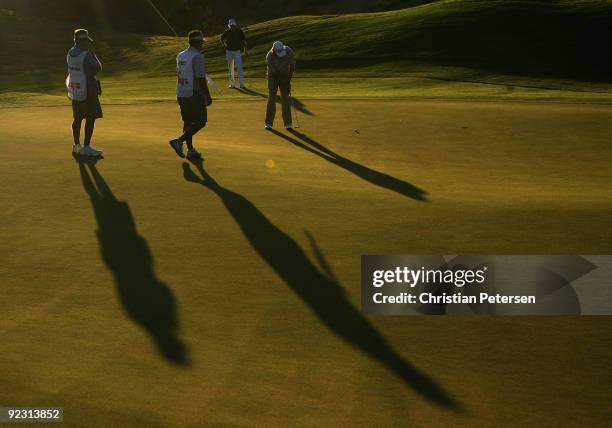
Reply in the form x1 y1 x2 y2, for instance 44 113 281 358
269 128 429 201
182 158 455 408
77 157 189 365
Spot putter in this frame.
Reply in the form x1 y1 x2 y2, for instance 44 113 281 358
290 92 301 129
206 75 222 95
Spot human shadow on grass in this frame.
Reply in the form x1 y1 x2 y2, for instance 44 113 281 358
77 157 189 365
268 129 428 202
235 87 314 116
181 159 456 408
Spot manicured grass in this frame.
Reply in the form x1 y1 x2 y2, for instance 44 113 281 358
3 74 612 109
0 99 611 426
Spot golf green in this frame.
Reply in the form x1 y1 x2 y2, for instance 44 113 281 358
1 99 611 426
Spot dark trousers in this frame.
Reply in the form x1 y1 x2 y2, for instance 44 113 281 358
266 75 292 126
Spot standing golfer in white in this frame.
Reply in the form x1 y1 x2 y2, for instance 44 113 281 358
221 19 247 88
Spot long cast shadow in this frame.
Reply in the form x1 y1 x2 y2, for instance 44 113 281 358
269 129 427 201
77 158 189 365
182 159 456 408
236 87 314 116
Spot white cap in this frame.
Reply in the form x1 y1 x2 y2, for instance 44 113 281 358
228 19 237 27
272 40 286 57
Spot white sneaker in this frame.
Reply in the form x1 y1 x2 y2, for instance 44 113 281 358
72 144 82 155
264 124 272 130
81 145 103 157
228 84 235 88
285 124 293 130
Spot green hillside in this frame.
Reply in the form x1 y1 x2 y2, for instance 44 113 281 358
1 0 611 105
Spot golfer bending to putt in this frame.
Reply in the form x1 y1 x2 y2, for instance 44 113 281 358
66 29 103 157
169 30 212 160
265 41 296 130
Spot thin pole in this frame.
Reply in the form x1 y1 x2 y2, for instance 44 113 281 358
144 0 179 36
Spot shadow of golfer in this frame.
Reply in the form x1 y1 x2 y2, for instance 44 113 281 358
182 159 456 408
236 87 314 116
77 157 189 365
269 129 428 202
235 86 266 98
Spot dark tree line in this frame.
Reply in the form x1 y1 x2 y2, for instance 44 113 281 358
0 0 436 35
